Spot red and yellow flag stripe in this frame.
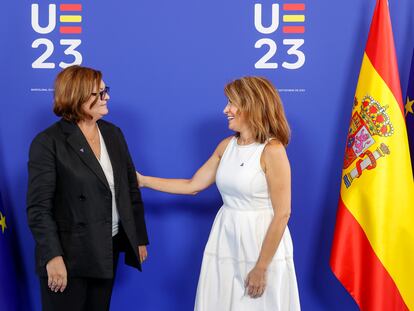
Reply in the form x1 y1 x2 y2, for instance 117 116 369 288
330 0 414 310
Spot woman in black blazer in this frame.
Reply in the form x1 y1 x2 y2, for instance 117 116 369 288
27 65 149 311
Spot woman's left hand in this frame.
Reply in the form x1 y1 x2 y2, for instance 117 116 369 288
138 245 148 263
245 266 267 298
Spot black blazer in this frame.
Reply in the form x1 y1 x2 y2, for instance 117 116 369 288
27 119 149 278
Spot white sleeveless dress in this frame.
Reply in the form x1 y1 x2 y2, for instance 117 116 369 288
194 137 300 311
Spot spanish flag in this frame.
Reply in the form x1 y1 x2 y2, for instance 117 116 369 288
330 0 414 310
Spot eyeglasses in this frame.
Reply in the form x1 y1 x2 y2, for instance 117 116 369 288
91 86 110 100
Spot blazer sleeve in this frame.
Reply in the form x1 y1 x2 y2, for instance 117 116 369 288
117 127 149 245
27 132 63 267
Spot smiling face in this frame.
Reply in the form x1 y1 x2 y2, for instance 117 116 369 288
223 100 249 132
83 80 110 121
223 76 291 145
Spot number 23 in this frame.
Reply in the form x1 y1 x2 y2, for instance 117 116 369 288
255 38 305 70
32 39 82 69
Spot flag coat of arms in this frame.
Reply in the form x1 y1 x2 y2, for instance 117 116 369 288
330 0 414 310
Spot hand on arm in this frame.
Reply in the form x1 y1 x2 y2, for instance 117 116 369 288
245 142 291 298
136 171 145 188
136 137 232 195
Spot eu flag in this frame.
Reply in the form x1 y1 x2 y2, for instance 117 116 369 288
406 48 414 172
0 191 20 310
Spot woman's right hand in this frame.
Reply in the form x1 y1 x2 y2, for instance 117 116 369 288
136 171 145 188
132 137 230 194
46 256 67 292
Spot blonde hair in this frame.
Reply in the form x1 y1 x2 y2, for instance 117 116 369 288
53 65 102 122
224 76 290 145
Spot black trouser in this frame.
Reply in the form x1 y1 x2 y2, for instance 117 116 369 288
40 230 126 311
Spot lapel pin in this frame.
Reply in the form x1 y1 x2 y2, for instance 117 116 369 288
80 148 84 153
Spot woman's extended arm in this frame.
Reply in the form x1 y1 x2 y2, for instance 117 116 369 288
137 137 232 195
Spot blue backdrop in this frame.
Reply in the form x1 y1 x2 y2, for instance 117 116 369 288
1 1 413 310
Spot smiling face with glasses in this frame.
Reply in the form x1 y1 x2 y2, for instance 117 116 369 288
91 86 110 100
82 81 111 121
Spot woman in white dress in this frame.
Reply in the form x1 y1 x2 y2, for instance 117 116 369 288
137 76 300 310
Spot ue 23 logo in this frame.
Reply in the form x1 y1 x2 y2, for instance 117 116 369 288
254 3 305 70
31 4 82 69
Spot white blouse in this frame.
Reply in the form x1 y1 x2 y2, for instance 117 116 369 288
97 128 119 237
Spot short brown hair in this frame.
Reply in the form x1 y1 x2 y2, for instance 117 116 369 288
53 65 102 122
224 76 291 146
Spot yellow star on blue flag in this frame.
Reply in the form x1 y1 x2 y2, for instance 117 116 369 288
0 211 7 234
1 190 24 308
406 96 414 116
405 49 414 172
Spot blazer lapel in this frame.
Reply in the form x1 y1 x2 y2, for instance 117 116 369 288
60 119 110 191
98 120 122 199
